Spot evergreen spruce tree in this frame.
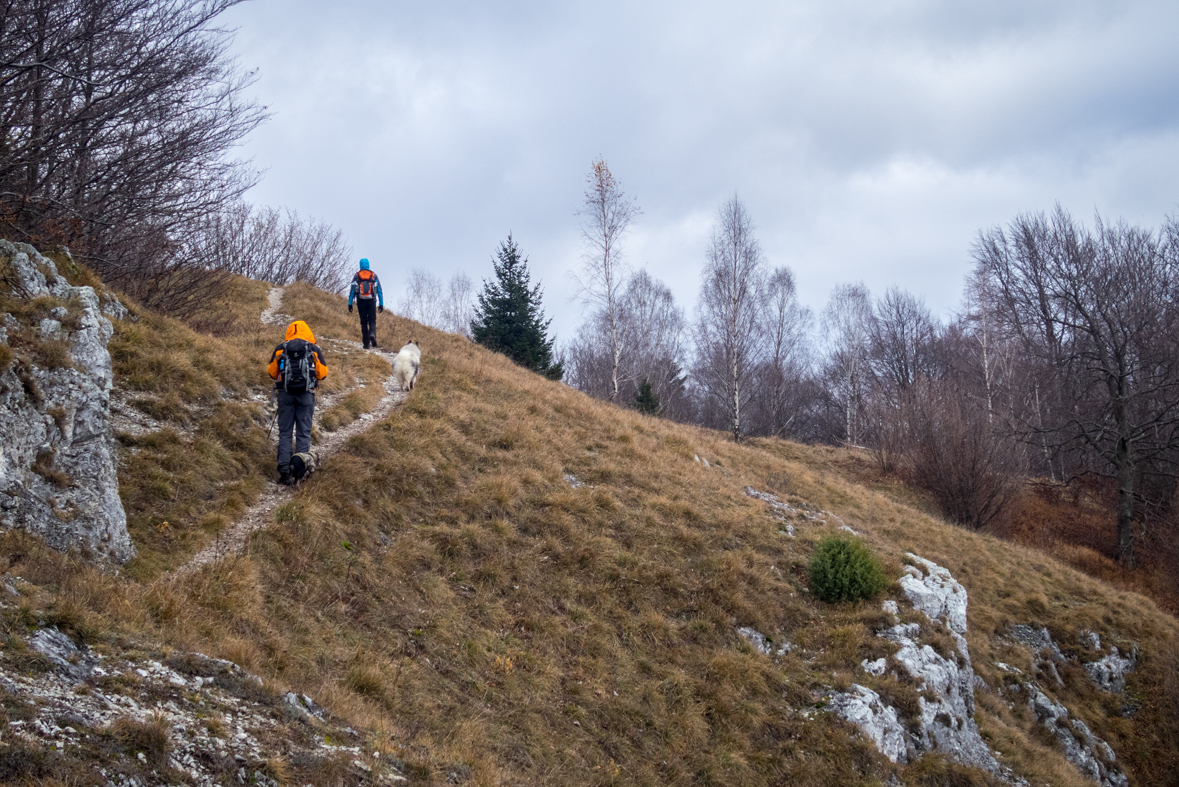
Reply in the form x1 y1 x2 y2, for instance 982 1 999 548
634 378 660 415
471 234 564 380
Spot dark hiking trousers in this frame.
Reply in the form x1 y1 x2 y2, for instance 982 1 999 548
276 389 315 473
357 298 377 348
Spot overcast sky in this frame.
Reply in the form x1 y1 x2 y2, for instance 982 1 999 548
222 0 1179 342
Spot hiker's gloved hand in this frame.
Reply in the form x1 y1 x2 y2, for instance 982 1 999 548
378 305 384 313
348 304 353 313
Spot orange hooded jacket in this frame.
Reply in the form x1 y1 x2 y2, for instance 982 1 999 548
267 320 329 385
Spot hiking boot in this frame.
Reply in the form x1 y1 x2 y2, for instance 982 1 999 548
279 471 292 486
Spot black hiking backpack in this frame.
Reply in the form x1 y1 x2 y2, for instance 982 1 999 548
280 339 314 393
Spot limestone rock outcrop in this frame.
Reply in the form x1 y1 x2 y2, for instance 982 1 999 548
830 555 1018 781
28 627 99 681
826 684 909 764
0 618 407 785
737 626 791 656
831 555 1130 786
1079 631 1136 694
0 241 133 563
1027 685 1128 787
1005 625 1131 786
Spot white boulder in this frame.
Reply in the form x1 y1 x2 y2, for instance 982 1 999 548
828 684 910 763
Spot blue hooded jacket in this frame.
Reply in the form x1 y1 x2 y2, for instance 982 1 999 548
348 258 383 307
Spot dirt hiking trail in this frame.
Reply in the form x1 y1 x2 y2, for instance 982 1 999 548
173 287 408 577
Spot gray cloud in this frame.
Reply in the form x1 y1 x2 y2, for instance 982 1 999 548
223 0 1179 341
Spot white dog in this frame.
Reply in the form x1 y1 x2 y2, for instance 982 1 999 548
392 340 421 391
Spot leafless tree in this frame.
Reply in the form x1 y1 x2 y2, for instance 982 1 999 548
0 0 266 315
186 203 352 292
751 266 813 438
693 195 767 442
959 273 1015 429
565 269 687 413
393 268 477 337
564 312 613 398
902 375 1027 531
974 206 1179 567
442 272 475 338
617 270 686 407
857 287 940 469
575 158 640 402
870 287 939 402
399 268 445 328
821 282 874 446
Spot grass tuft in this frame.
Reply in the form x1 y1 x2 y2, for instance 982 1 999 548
110 714 172 769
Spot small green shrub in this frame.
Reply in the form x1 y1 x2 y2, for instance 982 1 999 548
808 534 889 603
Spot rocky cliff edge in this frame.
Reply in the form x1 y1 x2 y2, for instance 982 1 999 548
0 240 133 564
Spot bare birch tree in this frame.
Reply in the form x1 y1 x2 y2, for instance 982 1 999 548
961 273 1008 428
822 283 874 446
566 269 686 411
442 272 475 338
618 269 686 408
753 266 812 437
575 158 640 402
693 195 767 442
388 268 476 337
399 268 445 328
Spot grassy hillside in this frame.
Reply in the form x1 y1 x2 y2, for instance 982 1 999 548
107 280 395 575
3 277 1178 786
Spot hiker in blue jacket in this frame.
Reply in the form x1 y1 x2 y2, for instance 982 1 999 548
347 258 384 349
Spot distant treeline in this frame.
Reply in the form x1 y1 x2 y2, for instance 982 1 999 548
402 161 1179 572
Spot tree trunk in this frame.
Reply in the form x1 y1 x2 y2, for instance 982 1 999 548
731 375 741 442
609 304 620 402
1114 438 1136 568
980 306 994 427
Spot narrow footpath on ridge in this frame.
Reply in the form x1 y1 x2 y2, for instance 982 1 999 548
173 286 408 577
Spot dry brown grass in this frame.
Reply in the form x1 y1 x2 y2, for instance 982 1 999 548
318 353 391 431
110 714 173 769
997 482 1179 617
2 277 1177 785
109 278 401 577
824 445 1179 619
102 274 277 576
191 284 1179 784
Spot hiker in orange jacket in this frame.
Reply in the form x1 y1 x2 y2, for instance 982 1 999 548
267 320 329 485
